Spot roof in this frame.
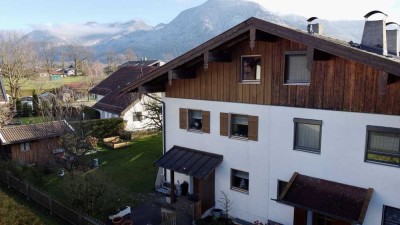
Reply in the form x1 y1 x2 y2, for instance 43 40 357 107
0 120 74 145
277 173 373 224
122 17 400 93
155 145 223 180
120 60 163 67
0 75 7 102
92 91 140 115
90 66 156 96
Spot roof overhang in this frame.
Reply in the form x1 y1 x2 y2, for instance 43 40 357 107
276 172 373 224
122 17 400 94
155 145 223 180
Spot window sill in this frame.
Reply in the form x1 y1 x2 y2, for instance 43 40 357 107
365 160 400 168
239 80 261 85
283 82 310 86
187 129 203 134
293 147 320 154
231 187 249 195
229 135 249 141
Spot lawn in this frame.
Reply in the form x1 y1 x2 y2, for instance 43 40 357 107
23 133 163 218
0 185 64 225
4 76 87 97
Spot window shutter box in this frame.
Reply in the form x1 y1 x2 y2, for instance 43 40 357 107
179 108 188 129
202 111 211 133
220 113 229 136
248 115 258 141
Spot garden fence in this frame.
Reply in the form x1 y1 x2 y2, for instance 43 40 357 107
0 170 106 225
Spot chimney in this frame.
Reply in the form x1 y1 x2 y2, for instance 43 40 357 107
307 17 322 34
361 10 388 55
386 22 399 56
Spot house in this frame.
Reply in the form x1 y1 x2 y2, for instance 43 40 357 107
123 13 400 225
0 120 74 164
90 62 161 131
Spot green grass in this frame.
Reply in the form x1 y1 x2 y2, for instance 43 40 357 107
4 76 87 96
0 185 64 225
17 117 50 125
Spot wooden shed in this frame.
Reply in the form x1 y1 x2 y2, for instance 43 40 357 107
0 120 74 164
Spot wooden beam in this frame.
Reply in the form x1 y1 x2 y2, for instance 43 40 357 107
378 71 388 95
168 69 196 80
250 28 256 50
170 170 176 203
256 30 279 42
306 46 314 71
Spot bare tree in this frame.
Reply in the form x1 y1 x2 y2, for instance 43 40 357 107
38 41 56 79
104 49 119 76
65 44 92 76
123 48 137 62
0 32 38 103
82 60 106 90
0 103 14 127
136 93 162 131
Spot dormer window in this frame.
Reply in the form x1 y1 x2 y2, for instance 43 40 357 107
284 51 310 84
241 55 261 83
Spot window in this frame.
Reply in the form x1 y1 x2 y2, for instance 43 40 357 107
277 180 288 198
293 118 322 153
133 111 142 122
284 51 310 84
188 110 202 131
179 108 210 133
365 126 400 166
20 142 30 152
231 169 249 193
231 114 248 138
241 55 261 82
382 205 400 225
220 113 258 141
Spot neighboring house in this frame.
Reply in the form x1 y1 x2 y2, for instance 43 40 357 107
119 59 164 67
0 75 7 104
0 120 74 164
90 62 161 131
123 15 400 225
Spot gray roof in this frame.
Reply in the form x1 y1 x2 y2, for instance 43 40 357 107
155 145 223 180
0 120 74 145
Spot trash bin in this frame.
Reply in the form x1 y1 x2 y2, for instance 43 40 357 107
181 181 189 196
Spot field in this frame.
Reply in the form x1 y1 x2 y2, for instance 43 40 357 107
4 76 87 97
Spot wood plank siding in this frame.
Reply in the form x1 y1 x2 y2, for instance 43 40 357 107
166 39 400 115
11 138 59 164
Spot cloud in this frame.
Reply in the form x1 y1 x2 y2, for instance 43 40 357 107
30 22 124 39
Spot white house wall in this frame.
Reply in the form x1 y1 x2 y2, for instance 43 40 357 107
164 97 400 225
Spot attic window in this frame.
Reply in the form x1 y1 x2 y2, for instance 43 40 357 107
284 51 310 84
241 55 261 83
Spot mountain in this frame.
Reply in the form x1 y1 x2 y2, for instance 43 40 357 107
25 0 365 61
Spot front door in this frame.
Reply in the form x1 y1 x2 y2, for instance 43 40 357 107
193 172 216 214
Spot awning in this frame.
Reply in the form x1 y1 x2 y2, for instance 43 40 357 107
277 172 373 224
155 145 223 180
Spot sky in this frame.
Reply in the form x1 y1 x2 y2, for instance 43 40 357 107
0 0 399 31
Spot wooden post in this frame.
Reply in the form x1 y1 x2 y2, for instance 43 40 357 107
170 170 176 203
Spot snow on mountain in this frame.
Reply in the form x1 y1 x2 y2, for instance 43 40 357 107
25 0 365 61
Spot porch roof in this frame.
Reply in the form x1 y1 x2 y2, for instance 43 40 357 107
155 145 223 180
277 172 373 224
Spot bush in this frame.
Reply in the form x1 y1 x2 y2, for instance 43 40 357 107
70 118 124 139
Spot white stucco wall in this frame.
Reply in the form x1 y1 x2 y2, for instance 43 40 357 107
164 97 400 225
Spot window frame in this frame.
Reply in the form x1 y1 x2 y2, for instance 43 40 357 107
293 118 322 154
231 168 249 194
230 113 249 140
240 55 261 84
365 125 400 167
284 51 310 85
277 180 288 198
382 205 400 225
187 109 203 132
132 111 142 122
20 142 30 152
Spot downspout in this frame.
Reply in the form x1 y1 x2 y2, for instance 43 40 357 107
143 93 167 181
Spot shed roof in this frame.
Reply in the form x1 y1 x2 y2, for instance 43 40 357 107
155 146 223 180
0 120 74 145
122 17 400 93
277 172 373 224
